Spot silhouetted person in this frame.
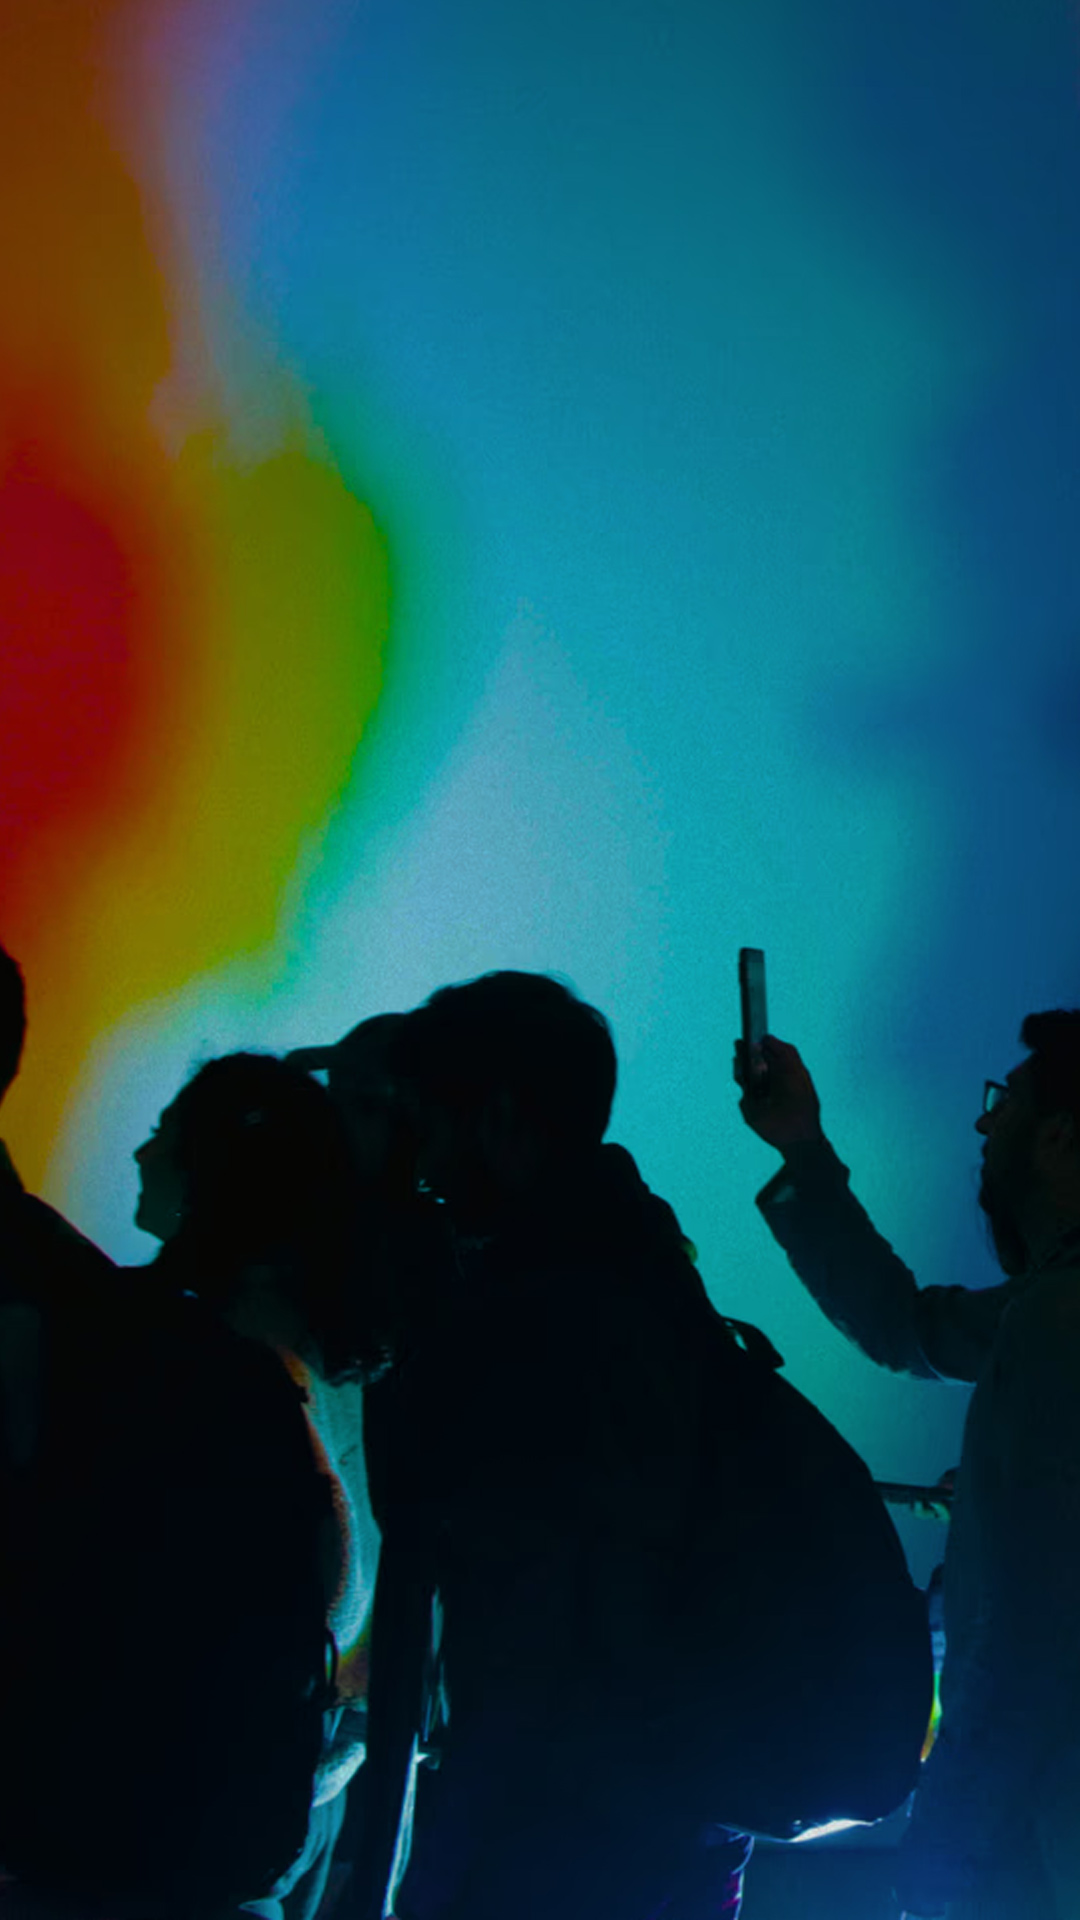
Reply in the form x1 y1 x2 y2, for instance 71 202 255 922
0 945 113 1316
134 1052 389 1920
0 970 335 1918
287 1014 451 1365
289 1015 411 1197
354 971 752 1920
738 1018 1080 1919
286 1014 466 1911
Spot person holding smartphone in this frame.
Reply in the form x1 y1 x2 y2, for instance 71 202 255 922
735 1009 1080 1920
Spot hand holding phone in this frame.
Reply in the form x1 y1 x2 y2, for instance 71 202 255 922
734 952 826 1151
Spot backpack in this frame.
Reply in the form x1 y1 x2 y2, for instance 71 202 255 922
662 1312 934 1841
0 1227 336 1918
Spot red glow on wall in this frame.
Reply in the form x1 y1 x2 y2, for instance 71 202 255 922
0 442 142 853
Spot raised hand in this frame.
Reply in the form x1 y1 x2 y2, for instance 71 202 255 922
733 1034 825 1153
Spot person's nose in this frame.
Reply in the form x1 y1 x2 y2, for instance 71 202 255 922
975 1111 991 1138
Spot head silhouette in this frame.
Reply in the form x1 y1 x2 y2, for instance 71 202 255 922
0 943 27 1109
136 1052 379 1380
977 1008 1080 1273
288 1011 415 1197
392 970 616 1231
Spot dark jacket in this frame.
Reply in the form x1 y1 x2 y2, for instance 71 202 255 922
362 1144 718 1919
756 1136 1080 1889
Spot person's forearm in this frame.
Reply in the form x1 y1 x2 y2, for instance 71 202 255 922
756 1138 1019 1383
756 1139 943 1377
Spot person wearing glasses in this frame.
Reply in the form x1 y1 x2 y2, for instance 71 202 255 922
735 1013 1080 1920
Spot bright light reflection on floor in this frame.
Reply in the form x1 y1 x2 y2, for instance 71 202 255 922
791 1818 872 1844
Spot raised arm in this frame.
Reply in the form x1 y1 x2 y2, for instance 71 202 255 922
737 1036 1020 1383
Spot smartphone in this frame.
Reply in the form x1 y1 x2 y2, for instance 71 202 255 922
738 948 768 1084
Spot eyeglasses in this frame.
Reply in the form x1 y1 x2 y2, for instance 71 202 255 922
983 1080 1010 1115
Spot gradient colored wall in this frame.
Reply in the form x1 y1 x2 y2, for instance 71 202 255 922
3 0 1079 1585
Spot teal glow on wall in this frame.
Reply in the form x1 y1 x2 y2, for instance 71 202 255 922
6 1 1080 1586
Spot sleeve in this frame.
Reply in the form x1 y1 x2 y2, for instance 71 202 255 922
902 1287 1080 1881
755 1138 1019 1383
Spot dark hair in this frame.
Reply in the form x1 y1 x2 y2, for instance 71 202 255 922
392 970 617 1151
162 1052 381 1380
0 944 27 1100
1020 1009 1080 1127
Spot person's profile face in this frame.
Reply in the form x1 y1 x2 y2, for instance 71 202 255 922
976 1060 1040 1274
133 1102 187 1241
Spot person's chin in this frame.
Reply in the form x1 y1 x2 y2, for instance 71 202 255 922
134 1196 167 1242
992 1232 1026 1277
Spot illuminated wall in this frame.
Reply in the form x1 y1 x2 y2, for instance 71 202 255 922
3 0 1079 1575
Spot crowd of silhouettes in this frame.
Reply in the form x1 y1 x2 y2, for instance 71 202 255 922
2 940 1080 1920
